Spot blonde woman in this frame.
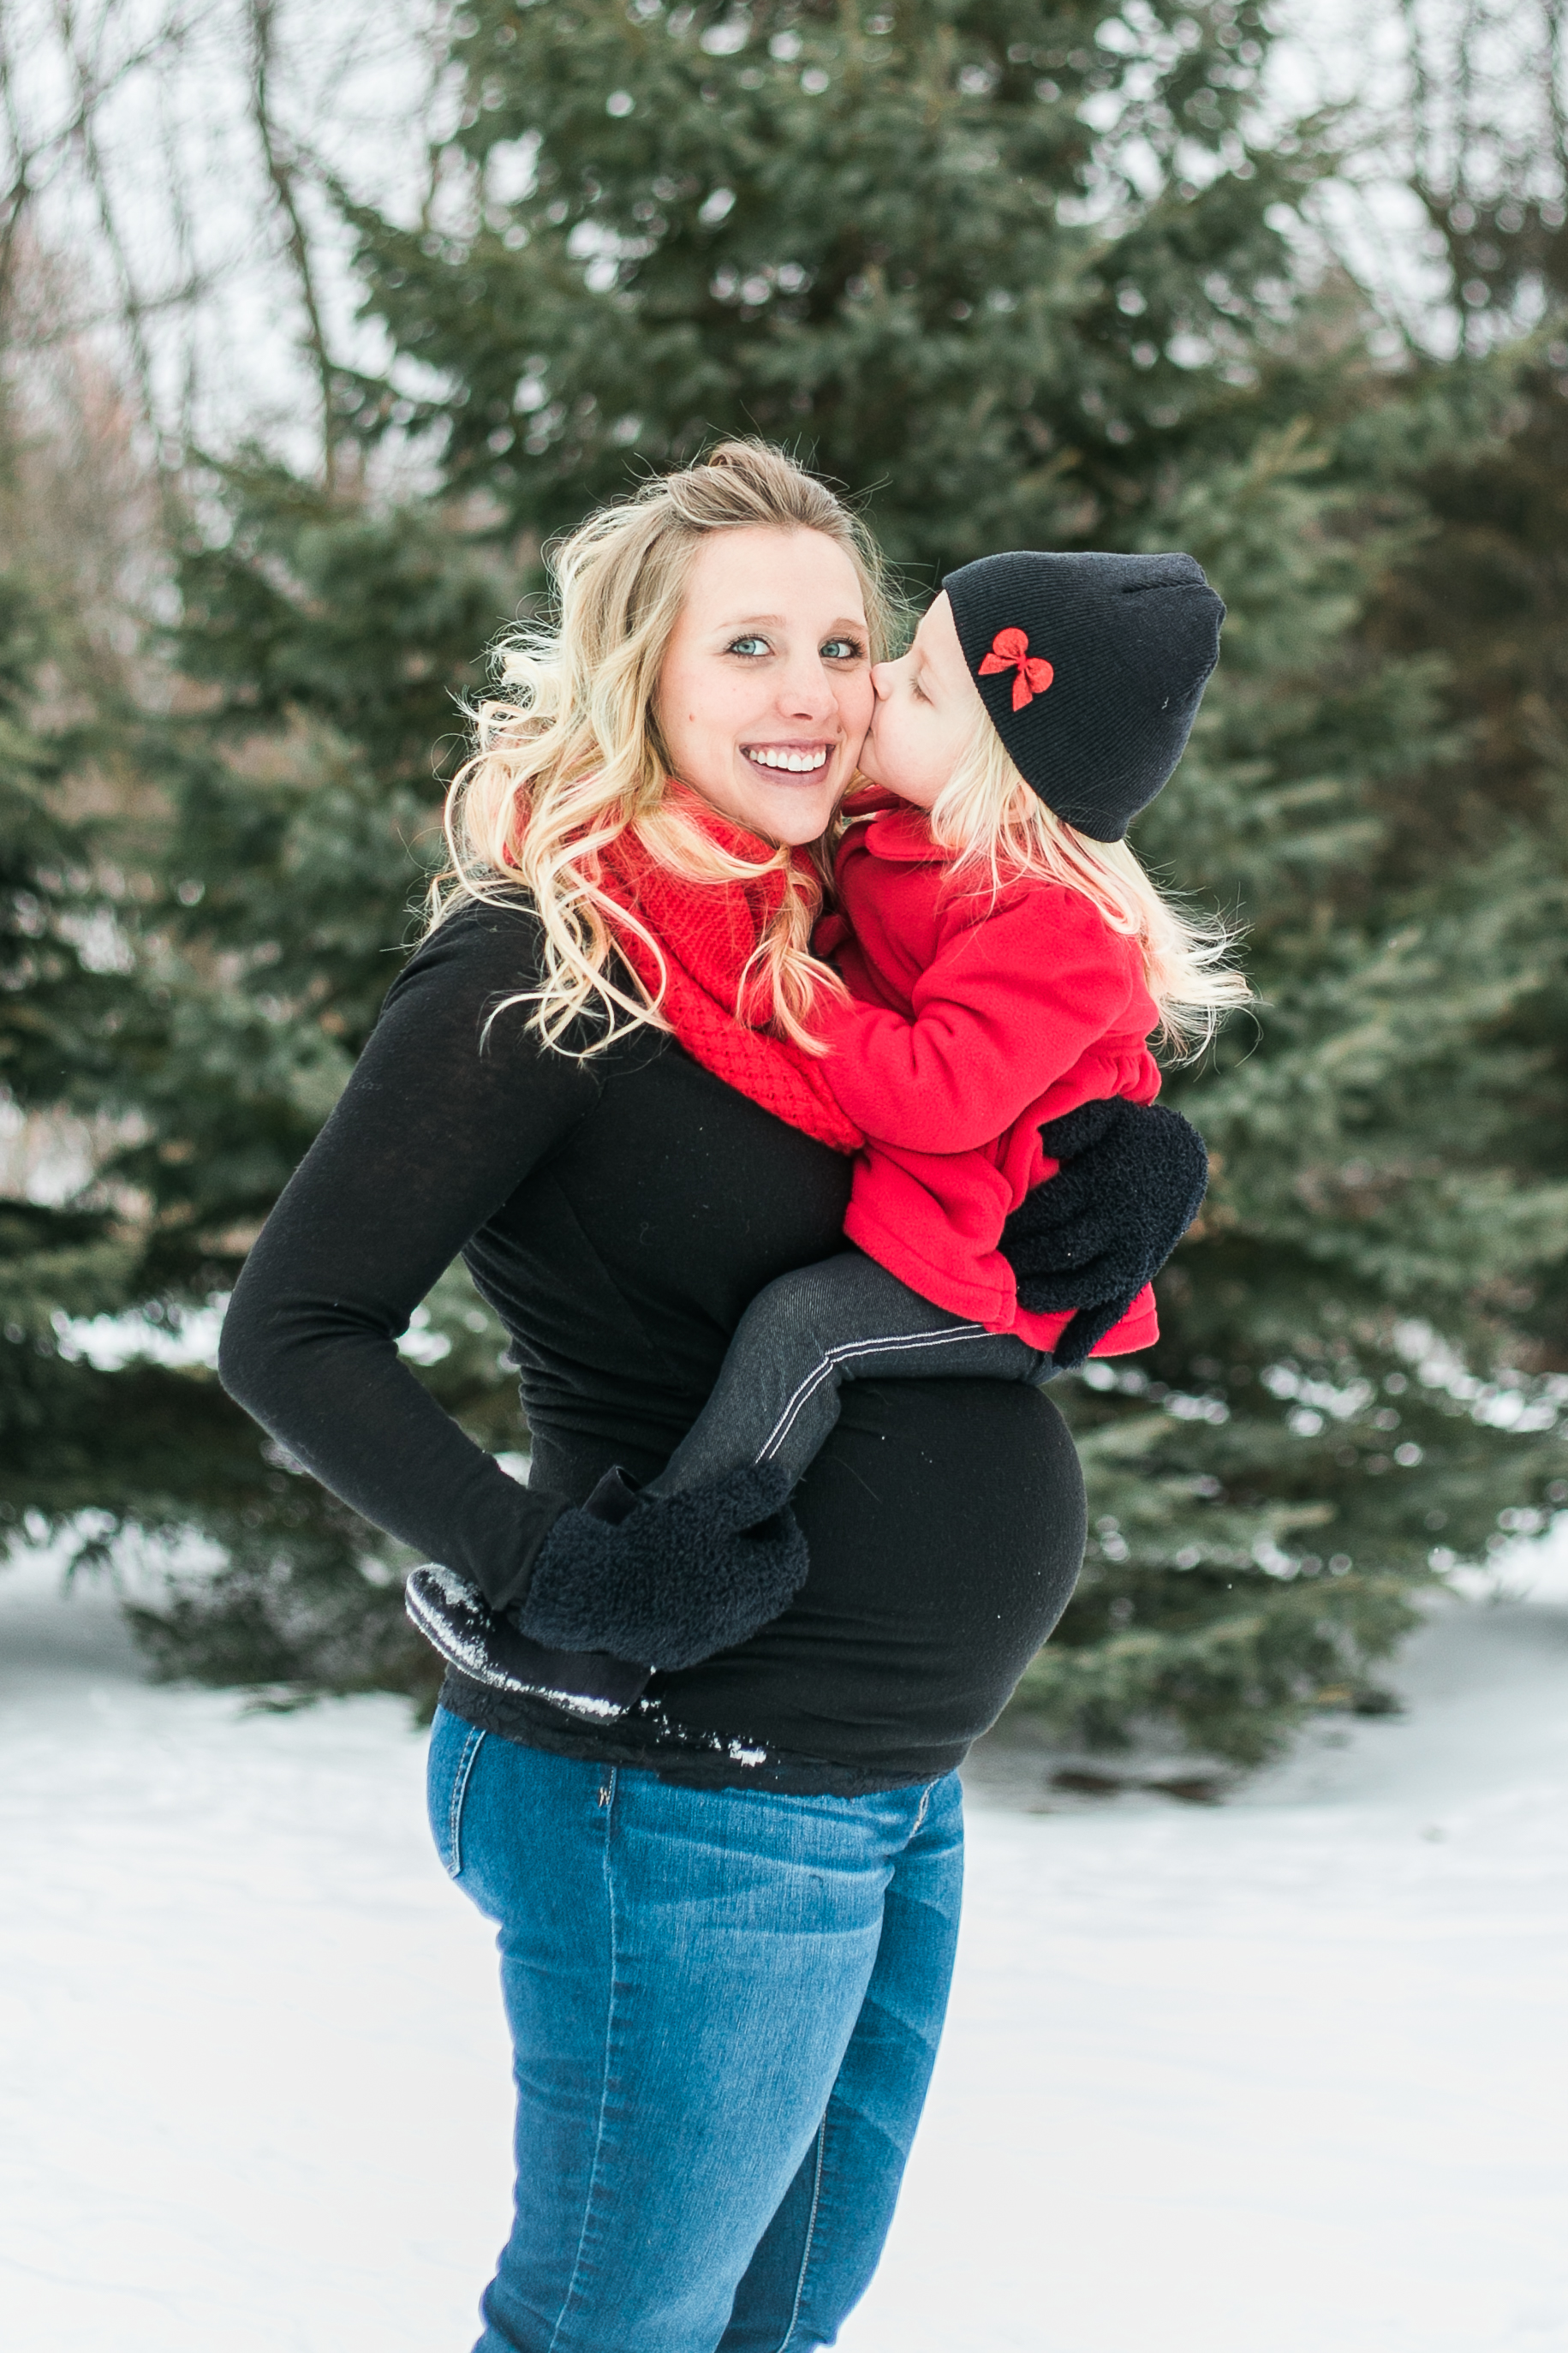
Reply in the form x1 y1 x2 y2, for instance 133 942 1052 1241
220 445 1211 2353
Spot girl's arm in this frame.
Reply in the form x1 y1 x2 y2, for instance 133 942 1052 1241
819 886 1140 1153
218 903 597 1611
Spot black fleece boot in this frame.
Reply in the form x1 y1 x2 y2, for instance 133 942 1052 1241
521 1461 809 1671
403 1464 653 1719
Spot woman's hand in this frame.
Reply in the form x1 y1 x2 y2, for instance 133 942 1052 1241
999 1098 1209 1367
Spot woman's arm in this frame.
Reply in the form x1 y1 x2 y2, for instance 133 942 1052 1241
819 886 1140 1153
218 903 598 1611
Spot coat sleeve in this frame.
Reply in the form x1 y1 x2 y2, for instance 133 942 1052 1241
218 902 599 1611
818 886 1141 1154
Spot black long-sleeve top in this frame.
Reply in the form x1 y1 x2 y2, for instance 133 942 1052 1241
219 900 1087 1794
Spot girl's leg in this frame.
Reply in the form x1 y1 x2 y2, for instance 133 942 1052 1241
650 1251 1047 1498
409 1261 1045 1699
426 1710 964 2353
718 1771 965 2351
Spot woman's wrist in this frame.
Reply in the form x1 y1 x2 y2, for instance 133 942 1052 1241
483 1492 572 1615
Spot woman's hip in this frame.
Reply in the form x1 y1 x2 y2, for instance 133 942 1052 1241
426 1708 963 1933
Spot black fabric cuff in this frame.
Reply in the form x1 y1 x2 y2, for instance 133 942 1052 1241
484 1490 571 1615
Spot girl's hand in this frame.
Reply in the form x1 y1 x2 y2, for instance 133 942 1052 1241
999 1099 1209 1365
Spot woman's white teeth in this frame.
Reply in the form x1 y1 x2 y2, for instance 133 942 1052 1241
748 747 828 773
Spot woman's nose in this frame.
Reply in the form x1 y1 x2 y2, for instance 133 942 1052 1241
775 657 840 722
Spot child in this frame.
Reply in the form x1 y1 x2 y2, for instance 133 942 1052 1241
408 550 1237 1705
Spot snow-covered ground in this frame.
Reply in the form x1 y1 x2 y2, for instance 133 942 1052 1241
3 1552 1565 2353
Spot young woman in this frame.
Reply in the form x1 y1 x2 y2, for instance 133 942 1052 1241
219 444 1204 2353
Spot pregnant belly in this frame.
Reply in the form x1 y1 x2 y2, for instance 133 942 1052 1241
651 1376 1088 1778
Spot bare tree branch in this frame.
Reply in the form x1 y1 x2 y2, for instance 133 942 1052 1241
247 0 339 490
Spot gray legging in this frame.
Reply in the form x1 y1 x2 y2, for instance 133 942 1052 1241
648 1247 1052 1500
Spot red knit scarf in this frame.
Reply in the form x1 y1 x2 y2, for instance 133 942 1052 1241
593 790 862 1154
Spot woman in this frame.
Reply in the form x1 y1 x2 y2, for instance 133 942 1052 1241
219 445 1166 2352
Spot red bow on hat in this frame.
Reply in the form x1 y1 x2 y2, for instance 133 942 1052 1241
978 626 1055 712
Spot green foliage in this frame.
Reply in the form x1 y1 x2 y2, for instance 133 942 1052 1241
0 454 403 1665
9 3 1565 1755
52 455 517 1301
341 0 1568 1756
1014 388 1568 1760
349 0 1318 571
0 427 514 1703
75 468 522 1691
0 553 139 1536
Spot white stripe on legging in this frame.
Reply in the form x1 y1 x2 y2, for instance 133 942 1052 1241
757 1322 993 1461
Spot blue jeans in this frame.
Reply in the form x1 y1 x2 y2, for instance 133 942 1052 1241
427 1708 964 2353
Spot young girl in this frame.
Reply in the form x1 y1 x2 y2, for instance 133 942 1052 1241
408 547 1240 1704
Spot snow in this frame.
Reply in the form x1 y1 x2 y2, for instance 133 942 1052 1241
2 1550 1565 2353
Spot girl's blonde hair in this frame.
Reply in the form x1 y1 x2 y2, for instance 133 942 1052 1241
432 440 894 1054
923 711 1249 1058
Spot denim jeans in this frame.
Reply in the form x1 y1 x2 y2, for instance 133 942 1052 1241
427 1708 964 2353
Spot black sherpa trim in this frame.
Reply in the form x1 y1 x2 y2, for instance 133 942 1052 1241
520 1461 810 1671
999 1097 1209 1368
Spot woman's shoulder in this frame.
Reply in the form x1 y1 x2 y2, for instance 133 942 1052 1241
402 888 546 969
379 889 660 1085
373 891 559 1059
382 891 548 1017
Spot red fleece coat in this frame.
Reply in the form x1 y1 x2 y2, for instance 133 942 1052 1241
815 794 1162 1354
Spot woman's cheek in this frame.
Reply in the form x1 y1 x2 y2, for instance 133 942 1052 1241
838 671 877 757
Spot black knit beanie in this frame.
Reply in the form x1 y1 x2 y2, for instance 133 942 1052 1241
942 550 1225 841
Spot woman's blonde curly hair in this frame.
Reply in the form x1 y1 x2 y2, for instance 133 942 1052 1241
431 440 896 1055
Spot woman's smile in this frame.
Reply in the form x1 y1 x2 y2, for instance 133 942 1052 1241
742 739 833 777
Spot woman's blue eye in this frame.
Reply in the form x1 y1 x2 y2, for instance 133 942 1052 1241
727 635 771 657
822 636 866 661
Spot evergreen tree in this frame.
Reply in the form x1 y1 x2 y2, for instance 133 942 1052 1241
1365 132 1568 1367
0 552 128 1544
1024 408 1568 1764
1015 45 1563 1766
336 0 1566 1758
60 0 1565 1756
349 0 1313 573
0 403 450 1699
0 370 173 1552
0 452 247 1578
100 463 524 1699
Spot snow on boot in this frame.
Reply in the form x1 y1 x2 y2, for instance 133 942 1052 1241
403 1464 653 1718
